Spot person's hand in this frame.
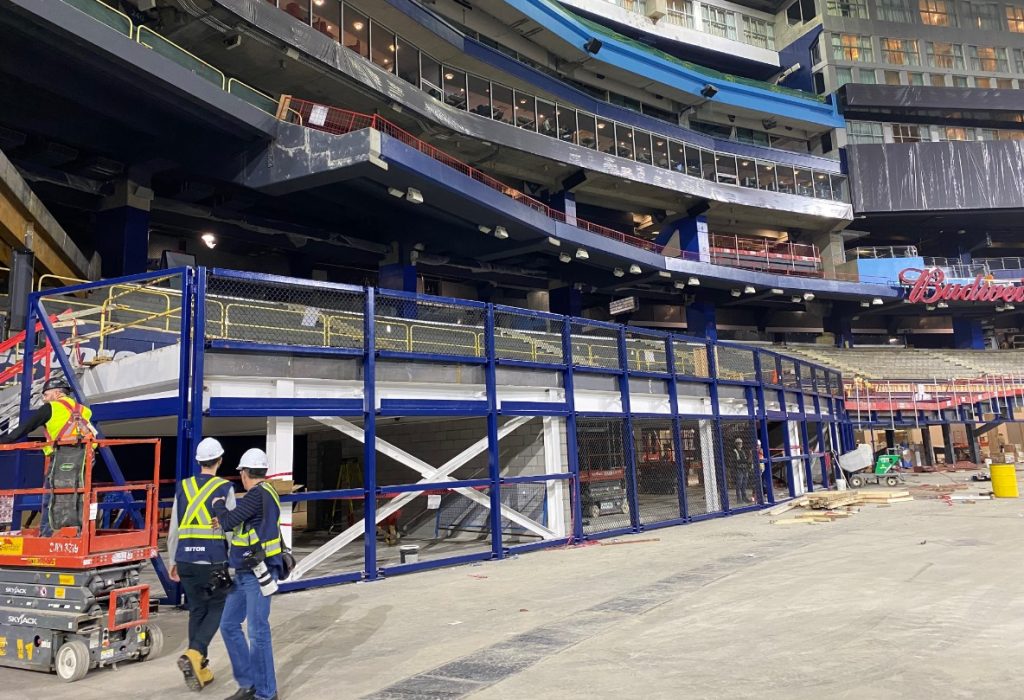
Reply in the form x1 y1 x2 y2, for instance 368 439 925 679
210 517 220 529
169 565 179 582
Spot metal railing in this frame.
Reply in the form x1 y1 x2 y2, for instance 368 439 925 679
849 245 919 260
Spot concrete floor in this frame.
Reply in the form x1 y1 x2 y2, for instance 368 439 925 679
3 472 1023 699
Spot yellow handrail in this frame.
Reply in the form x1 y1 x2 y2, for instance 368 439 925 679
136 25 226 90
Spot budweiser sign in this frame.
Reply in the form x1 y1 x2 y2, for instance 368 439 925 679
898 268 1024 304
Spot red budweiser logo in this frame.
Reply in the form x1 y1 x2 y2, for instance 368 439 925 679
899 267 1024 304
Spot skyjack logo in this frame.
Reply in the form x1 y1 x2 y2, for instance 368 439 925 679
6 613 38 626
2 586 28 595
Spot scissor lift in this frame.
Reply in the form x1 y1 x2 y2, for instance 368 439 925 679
0 438 163 681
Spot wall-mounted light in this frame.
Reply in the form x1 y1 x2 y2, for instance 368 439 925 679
791 295 801 303
771 288 784 295
494 226 509 239
201 232 217 249
405 188 423 204
478 225 492 234
546 236 561 247
674 280 686 290
576 248 590 260
731 289 741 297
613 268 625 277
871 297 883 306
559 252 572 263
700 84 718 99
860 300 870 308
803 292 815 301
629 264 642 274
936 302 949 309
387 187 404 198
743 285 756 294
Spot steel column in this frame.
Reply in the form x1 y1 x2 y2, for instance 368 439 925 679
483 304 503 559
363 287 378 579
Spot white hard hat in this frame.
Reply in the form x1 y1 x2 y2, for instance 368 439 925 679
238 447 269 471
195 437 224 462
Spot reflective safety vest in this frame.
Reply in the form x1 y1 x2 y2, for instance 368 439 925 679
43 398 93 456
179 476 230 541
230 481 282 559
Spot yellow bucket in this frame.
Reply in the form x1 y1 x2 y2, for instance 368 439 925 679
991 464 1019 498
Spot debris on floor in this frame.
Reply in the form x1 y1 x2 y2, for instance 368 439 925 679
765 489 912 525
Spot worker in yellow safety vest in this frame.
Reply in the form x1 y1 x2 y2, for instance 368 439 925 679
0 377 95 452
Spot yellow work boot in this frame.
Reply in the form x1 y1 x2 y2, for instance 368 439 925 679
177 648 205 692
198 657 215 686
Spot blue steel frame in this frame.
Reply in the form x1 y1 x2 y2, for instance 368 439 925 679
14 267 851 597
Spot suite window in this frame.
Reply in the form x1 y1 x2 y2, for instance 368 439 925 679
691 120 733 139
882 38 919 65
908 72 925 85
395 39 419 86
700 150 717 181
975 76 992 87
312 0 340 41
536 100 557 138
597 119 615 154
919 0 957 25
969 46 1008 72
737 158 757 188
685 145 703 176
878 0 914 22
736 128 771 147
652 136 670 168
927 42 964 69
702 6 738 40
930 73 947 86
343 6 369 58
952 74 969 86
830 175 847 201
370 24 396 74
282 0 310 24
892 124 924 142
962 1 1000 29
557 108 578 144
847 121 884 144
715 154 738 184
490 83 514 125
743 16 775 49
756 162 777 191
814 172 832 199
836 67 853 87
884 70 902 84
832 34 873 62
776 166 796 194
1007 5 1024 31
826 0 869 18
634 130 654 164
858 69 877 84
665 0 695 29
668 141 685 171
514 92 537 130
577 112 597 148
616 127 636 160
467 76 491 118
941 126 976 140
442 68 467 110
786 0 817 25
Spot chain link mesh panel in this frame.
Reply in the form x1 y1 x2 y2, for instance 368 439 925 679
576 417 631 534
375 294 484 357
779 358 800 389
720 420 762 508
626 331 668 373
632 418 683 524
493 309 565 364
571 322 620 369
680 419 721 516
673 339 710 378
206 274 364 348
715 345 757 381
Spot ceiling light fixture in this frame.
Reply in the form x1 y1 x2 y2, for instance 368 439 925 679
494 226 509 239
629 264 642 274
803 292 815 301
791 296 801 303
405 188 423 204
771 288 784 295
477 225 492 234
674 280 686 290
201 232 217 249
575 248 589 260
688 277 700 286
871 297 883 306
613 268 625 277
387 187 404 198
860 300 870 308
559 252 572 263
546 236 561 247
731 289 741 297
743 285 756 294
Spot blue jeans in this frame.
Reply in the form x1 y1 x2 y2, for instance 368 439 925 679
220 571 276 700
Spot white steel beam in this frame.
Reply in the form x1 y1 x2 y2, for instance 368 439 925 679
290 415 536 580
542 417 567 538
267 379 295 549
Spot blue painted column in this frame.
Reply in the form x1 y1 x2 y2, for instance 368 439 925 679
657 214 708 260
378 263 417 293
952 317 984 350
96 181 152 277
685 300 717 341
550 286 583 317
549 190 577 226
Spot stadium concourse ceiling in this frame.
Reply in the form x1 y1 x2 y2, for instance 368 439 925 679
853 210 1024 259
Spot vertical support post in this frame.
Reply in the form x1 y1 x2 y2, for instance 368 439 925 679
175 269 195 486
705 341 730 512
752 351 774 505
744 386 765 504
267 379 295 550
483 304 503 559
188 269 208 483
541 417 567 537
665 335 688 520
617 326 639 530
363 288 378 579
560 318 584 541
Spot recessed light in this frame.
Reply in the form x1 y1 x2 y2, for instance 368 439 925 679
771 288 784 295
613 268 625 277
871 297 883 306
201 232 217 249
629 264 642 274
803 292 815 301
478 225 492 234
559 252 572 263
546 236 561 247
352 21 364 31
687 277 700 286
387 187 404 198
575 248 589 260
731 289 741 297
744 285 756 294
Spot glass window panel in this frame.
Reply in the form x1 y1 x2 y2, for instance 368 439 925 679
858 69 877 84
634 130 653 164
702 5 738 40
616 126 636 159
881 38 919 66
878 0 914 22
537 100 557 137
892 123 923 142
370 23 396 73
597 119 616 154
1009 6 1024 32
700 150 716 182
836 67 853 87
952 74 968 87
443 68 467 110
558 107 579 144
908 72 925 85
467 75 491 117
343 6 369 58
930 73 947 86
652 135 670 168
669 141 686 172
312 0 340 40
420 55 442 99
794 168 814 196
997 78 1015 89
684 145 702 176
395 38 418 86
756 162 777 190
884 70 902 85
927 42 964 69
737 158 756 188
283 0 311 24
919 0 957 25
514 92 536 130
813 171 832 198
826 0 869 18
831 34 873 62
715 154 737 183
963 1 999 29
975 76 992 88
848 121 884 144
776 165 796 194
577 112 597 148
490 83 513 124
830 175 847 200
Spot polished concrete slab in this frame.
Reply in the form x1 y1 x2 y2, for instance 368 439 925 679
2 472 1021 699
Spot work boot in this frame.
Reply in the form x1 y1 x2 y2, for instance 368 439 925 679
197 656 215 686
177 649 206 692
223 688 255 700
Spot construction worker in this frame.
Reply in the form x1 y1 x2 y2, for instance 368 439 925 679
0 376 95 535
212 448 282 700
167 437 236 692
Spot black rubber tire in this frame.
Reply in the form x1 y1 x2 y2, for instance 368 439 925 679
849 475 864 488
143 623 164 660
885 476 899 487
55 640 90 682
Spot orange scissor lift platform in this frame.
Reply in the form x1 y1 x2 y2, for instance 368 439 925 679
0 438 164 681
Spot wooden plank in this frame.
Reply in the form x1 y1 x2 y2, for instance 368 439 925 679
762 497 808 516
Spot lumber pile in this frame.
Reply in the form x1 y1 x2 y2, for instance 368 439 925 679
766 488 912 525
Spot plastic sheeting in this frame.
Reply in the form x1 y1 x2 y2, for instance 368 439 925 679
846 141 1024 213
840 84 1024 128
211 0 852 224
